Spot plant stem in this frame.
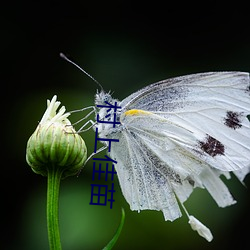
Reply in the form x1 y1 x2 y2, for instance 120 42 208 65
47 165 63 250
103 208 125 250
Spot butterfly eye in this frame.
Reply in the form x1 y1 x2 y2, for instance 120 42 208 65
103 93 112 103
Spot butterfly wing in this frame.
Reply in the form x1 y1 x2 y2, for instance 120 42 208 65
109 110 237 221
121 72 250 173
108 128 183 221
107 72 249 221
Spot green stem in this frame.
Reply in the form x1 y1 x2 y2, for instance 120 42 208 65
103 208 125 250
47 165 63 250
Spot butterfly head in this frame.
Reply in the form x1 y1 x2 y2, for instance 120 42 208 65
95 90 121 108
95 90 114 106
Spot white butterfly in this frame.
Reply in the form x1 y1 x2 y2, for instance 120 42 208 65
91 72 250 241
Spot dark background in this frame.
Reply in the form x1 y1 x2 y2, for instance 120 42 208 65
2 2 250 250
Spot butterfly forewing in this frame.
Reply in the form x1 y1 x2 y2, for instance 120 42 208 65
120 72 250 173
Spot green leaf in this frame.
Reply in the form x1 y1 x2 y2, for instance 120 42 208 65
102 208 125 250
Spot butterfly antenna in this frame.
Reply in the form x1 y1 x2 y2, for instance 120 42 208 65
60 53 104 91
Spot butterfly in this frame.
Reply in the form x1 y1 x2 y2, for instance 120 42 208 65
93 71 250 241
60 54 249 240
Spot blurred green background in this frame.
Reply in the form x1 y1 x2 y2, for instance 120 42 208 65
2 2 250 250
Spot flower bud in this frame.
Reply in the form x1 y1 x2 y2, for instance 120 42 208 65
26 95 87 178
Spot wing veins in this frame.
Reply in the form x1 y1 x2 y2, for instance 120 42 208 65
123 131 145 207
124 130 153 208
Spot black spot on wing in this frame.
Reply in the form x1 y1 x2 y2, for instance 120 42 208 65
224 111 243 130
199 135 225 157
246 84 250 94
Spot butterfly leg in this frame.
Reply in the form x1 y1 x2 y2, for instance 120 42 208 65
69 106 97 132
77 120 97 133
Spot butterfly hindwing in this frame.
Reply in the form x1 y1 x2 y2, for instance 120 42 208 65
109 124 183 221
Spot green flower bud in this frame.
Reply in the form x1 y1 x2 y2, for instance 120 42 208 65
26 95 87 178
